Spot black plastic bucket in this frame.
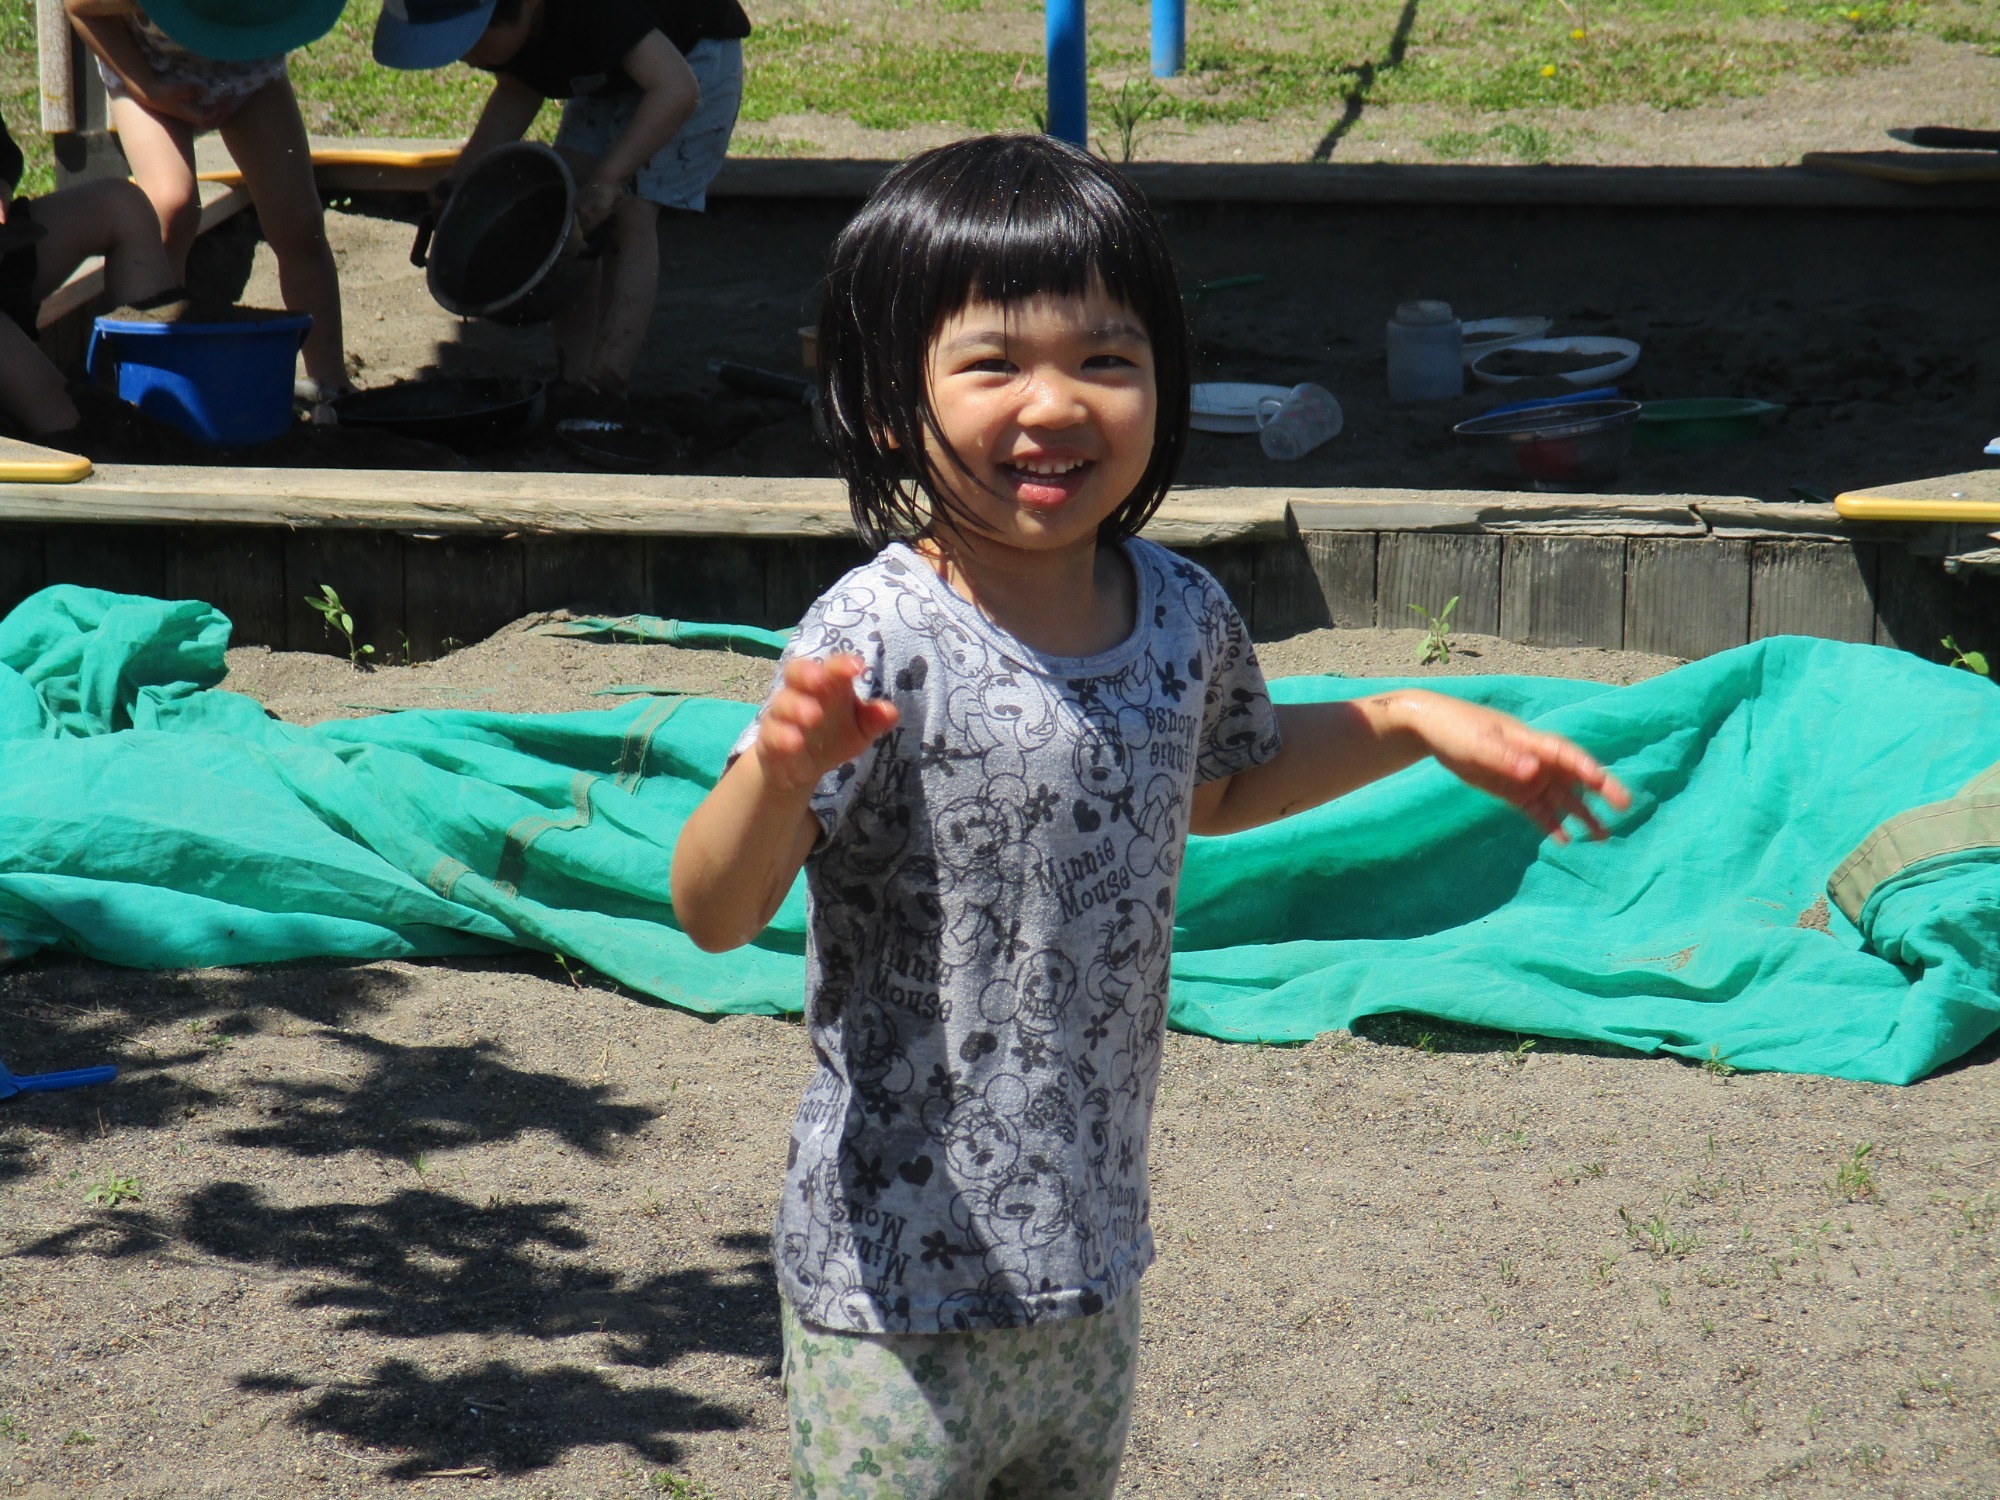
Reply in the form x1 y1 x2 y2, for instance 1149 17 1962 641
413 143 592 326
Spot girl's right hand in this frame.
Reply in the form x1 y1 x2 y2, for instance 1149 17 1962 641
754 655 899 795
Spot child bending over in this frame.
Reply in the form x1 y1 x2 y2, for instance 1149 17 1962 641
671 134 1630 1498
376 0 749 400
64 0 352 400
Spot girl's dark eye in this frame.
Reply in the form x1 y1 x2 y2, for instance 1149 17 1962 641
965 358 1013 374
1084 354 1136 370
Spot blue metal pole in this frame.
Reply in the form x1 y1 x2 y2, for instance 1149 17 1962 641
1046 0 1086 146
1151 0 1184 78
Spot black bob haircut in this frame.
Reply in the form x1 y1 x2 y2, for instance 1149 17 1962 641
816 133 1190 550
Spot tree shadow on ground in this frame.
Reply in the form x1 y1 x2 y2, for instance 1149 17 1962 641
1312 0 1422 162
240 1360 746 1477
221 1027 651 1159
15 1179 777 1474
0 957 408 1182
0 955 653 1178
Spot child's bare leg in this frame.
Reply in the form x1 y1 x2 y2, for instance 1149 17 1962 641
107 96 202 277
29 179 178 306
582 194 659 392
0 317 80 436
219 80 349 393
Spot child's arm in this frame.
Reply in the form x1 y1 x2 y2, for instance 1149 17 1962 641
671 656 900 953
572 31 700 231
65 0 226 128
1192 690 1629 841
442 75 547 201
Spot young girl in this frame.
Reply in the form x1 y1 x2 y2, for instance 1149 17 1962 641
65 0 351 401
671 134 1629 1498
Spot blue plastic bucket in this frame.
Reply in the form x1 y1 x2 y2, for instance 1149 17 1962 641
86 313 312 448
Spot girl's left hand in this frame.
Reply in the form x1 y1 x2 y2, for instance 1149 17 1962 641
1407 696 1631 843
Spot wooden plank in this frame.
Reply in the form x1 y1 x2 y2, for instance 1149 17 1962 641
1377 533 1501 637
1499 536 1626 649
1624 538 1749 659
404 535 526 660
1750 541 1879 644
1874 546 2000 661
647 538 768 625
285 530 405 661
766 537 870 629
0 527 45 618
1693 500 1862 540
45 524 171 598
1291 492 1704 537
524 536 648 617
709 156 1996 210
167 527 287 647
1250 534 1330 637
1301 530 1376 629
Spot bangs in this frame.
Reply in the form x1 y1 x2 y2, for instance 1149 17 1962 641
818 134 1191 549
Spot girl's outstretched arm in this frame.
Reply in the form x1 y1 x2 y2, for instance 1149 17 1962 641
671 656 899 952
1191 690 1629 841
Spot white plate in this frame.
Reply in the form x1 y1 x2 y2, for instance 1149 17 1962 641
1191 382 1292 434
1459 316 1553 363
1470 335 1641 389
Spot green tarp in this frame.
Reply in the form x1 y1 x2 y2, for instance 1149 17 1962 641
2 586 1997 1085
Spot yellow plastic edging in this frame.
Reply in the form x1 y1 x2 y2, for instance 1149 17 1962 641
197 147 459 185
1834 494 2000 524
0 452 93 484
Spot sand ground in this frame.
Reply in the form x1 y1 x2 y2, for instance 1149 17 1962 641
3 622 1995 1500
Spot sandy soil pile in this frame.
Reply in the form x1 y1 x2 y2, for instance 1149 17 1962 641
3 625 1994 1498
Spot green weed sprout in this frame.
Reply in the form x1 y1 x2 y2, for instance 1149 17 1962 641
1942 635 1990 676
1836 1141 1878 1201
85 1172 141 1208
1411 596 1458 665
306 584 375 668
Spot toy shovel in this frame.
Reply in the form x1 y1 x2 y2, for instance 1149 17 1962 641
0 1059 118 1100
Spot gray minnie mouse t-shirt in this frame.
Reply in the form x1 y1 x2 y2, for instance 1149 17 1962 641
737 539 1280 1334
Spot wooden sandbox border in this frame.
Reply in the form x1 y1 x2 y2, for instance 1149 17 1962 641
0 469 1990 664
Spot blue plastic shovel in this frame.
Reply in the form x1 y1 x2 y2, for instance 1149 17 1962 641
0 1060 118 1100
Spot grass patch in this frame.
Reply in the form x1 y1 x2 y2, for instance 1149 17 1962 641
1425 121 1565 161
2 0 1994 185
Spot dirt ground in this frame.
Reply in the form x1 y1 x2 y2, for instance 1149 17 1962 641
734 33 2000 170
3 622 1996 1499
162 169 1996 507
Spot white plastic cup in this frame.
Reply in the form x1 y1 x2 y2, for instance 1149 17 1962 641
1387 300 1464 401
1257 382 1342 461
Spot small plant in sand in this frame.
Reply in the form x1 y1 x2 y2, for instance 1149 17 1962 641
1619 1204 1699 1258
650 1473 715 1499
306 584 375 668
1093 75 1169 164
1701 1045 1736 1079
1410 596 1458 665
1835 1141 1878 1201
1942 635 1990 676
85 1171 142 1208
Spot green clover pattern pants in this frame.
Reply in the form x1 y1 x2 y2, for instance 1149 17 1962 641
780 1291 1141 1500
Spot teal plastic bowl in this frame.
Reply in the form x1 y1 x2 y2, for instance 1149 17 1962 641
1634 398 1784 450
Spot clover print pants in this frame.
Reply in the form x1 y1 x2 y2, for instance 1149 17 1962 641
780 1290 1141 1499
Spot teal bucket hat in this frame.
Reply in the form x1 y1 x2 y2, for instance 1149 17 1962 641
140 0 350 62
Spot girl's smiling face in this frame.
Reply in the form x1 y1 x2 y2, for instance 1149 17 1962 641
920 287 1157 554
